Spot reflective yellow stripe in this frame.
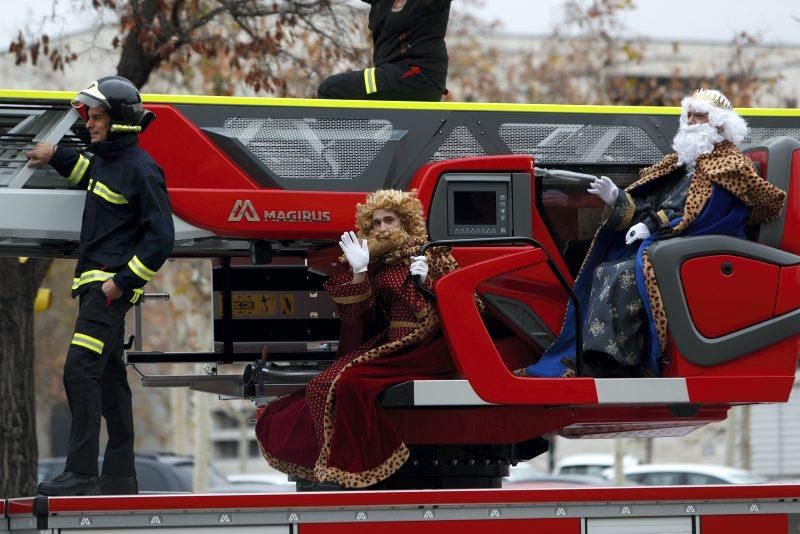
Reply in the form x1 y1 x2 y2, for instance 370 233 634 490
67 154 90 185
89 179 128 204
71 270 115 290
128 255 156 282
71 332 104 355
364 67 377 95
130 288 144 304
110 124 142 133
8 88 800 116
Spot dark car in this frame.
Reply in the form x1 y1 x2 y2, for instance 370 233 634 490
38 452 292 493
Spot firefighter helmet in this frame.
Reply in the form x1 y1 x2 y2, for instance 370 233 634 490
71 76 155 133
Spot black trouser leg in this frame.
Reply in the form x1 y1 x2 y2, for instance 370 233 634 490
63 285 132 475
317 64 444 101
100 329 135 476
317 70 369 99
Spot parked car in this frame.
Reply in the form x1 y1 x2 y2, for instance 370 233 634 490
225 473 296 492
38 452 294 493
504 462 616 488
553 454 640 477
602 463 768 486
503 472 614 489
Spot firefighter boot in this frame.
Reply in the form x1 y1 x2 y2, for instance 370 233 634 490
37 472 100 496
99 474 139 495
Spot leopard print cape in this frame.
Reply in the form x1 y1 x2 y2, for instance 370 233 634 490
625 140 785 350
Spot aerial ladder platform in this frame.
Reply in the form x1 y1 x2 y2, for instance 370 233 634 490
3 90 800 489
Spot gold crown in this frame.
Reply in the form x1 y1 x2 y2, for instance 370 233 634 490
692 88 732 110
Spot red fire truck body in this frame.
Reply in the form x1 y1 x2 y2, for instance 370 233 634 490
5 485 800 533
2 90 800 527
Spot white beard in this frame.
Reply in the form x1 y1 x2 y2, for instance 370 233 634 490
672 123 724 171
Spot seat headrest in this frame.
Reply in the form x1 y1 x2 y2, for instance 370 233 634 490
744 136 800 251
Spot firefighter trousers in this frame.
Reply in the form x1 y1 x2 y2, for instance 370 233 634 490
317 63 445 101
64 284 135 476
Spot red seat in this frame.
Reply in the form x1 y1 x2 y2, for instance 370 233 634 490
651 137 800 395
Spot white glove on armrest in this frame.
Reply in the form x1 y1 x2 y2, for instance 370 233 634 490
625 222 650 245
409 255 429 283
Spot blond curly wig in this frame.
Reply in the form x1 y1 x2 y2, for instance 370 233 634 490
354 189 428 241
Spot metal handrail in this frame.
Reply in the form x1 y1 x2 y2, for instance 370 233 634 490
414 237 583 376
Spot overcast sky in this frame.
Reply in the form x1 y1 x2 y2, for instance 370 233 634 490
463 0 800 44
3 0 800 50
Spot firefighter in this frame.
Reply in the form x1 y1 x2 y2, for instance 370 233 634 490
317 0 451 101
27 76 174 496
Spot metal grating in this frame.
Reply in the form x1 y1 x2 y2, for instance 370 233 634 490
499 123 663 164
429 125 486 162
744 128 800 147
223 117 392 180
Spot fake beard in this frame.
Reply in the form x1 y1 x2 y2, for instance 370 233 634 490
366 227 413 262
672 123 724 170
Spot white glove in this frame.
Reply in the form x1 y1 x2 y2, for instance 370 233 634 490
587 176 619 206
409 255 428 282
339 231 369 273
625 222 650 245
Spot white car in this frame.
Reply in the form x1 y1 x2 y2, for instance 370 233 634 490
225 473 296 492
554 454 640 478
604 463 768 486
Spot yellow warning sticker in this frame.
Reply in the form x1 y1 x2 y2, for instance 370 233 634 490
214 292 300 318
219 293 277 318
279 294 295 316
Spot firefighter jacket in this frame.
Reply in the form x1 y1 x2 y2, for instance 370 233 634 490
363 0 451 88
50 134 175 302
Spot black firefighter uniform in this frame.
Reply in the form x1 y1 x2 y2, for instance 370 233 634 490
49 134 174 477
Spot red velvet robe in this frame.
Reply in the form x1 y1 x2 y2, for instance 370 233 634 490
255 262 455 488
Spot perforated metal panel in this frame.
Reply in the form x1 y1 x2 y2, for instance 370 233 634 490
222 117 392 180
429 125 486 162
744 127 800 146
499 123 662 164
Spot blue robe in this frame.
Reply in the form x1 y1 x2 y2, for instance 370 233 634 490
526 174 750 378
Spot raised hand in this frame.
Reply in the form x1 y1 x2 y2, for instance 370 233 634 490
587 175 619 206
26 142 56 168
339 231 369 273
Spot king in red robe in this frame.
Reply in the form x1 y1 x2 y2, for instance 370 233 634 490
255 189 459 488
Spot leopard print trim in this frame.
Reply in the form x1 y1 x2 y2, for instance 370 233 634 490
414 302 432 321
390 320 419 329
257 435 317 482
641 251 668 350
316 443 410 488
313 310 440 488
629 142 784 351
633 141 785 235
547 142 783 364
629 153 681 191
671 173 713 235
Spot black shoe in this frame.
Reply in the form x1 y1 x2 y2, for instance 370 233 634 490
99 474 139 495
37 472 100 496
